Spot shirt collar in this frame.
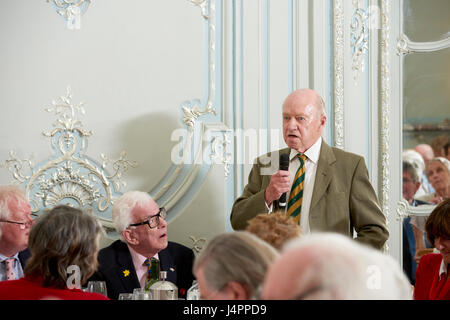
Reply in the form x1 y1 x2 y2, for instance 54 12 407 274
0 252 19 263
439 257 447 278
289 137 322 164
127 245 159 266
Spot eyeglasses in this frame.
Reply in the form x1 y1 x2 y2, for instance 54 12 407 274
127 207 166 229
0 220 33 230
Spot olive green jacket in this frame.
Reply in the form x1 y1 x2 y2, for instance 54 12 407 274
230 142 389 250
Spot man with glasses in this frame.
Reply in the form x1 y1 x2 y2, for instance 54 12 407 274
0 186 33 282
89 191 195 299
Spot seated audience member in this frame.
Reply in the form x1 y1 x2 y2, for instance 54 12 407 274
193 231 278 300
89 191 195 299
262 232 412 300
245 211 301 250
430 135 449 159
0 186 33 281
444 141 450 161
402 161 431 284
411 157 450 263
414 199 450 300
403 149 430 196
0 205 108 300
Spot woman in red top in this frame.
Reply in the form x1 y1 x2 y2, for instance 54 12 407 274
414 199 450 300
0 205 109 300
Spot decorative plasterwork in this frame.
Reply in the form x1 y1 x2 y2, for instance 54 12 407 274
350 0 369 84
47 0 91 30
151 0 226 210
188 0 210 20
210 130 232 178
397 34 450 56
1 87 137 234
189 235 207 254
333 0 344 149
396 199 437 220
380 0 390 252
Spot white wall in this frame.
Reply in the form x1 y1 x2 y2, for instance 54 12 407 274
1 0 430 266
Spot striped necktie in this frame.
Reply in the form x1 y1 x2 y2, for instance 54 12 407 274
287 154 307 223
4 258 16 281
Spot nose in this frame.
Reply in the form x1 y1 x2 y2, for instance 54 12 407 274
435 237 444 251
158 216 167 229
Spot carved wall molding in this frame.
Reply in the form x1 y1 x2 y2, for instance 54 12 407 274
150 0 227 213
333 0 345 149
397 33 450 56
189 235 207 254
380 0 391 252
188 0 210 20
47 0 91 30
350 0 369 84
397 199 437 220
1 86 137 235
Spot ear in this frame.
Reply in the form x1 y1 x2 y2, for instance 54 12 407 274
320 114 327 127
225 281 251 300
122 229 139 246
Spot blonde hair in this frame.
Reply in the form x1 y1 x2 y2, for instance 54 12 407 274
246 212 301 250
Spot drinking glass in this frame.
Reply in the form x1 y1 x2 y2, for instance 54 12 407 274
86 281 108 297
132 288 152 300
118 293 134 300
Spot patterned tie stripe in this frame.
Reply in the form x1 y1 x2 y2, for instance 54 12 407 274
143 257 156 281
287 154 306 224
4 258 16 281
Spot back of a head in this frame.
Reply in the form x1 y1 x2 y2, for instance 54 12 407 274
414 144 434 162
246 212 301 250
269 233 412 300
425 198 450 245
25 205 102 288
194 231 279 298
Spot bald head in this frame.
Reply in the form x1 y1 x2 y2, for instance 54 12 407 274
414 144 434 164
283 89 326 117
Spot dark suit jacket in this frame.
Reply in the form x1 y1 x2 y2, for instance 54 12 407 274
18 249 30 269
230 142 389 249
89 240 195 300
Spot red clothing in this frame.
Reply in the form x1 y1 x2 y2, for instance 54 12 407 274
414 253 450 300
0 275 109 300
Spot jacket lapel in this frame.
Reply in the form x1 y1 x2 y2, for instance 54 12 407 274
115 242 140 293
310 142 335 211
159 247 177 285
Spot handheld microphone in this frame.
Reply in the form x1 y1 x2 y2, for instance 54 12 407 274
278 153 290 209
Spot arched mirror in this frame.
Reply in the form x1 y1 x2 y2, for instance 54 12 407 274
398 0 450 285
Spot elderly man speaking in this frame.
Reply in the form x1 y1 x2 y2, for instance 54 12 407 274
230 89 388 250
89 191 195 299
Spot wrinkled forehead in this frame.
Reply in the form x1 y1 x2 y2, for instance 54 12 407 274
8 196 30 215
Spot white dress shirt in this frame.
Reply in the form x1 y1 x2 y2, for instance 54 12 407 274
266 137 322 234
127 245 159 289
0 253 24 281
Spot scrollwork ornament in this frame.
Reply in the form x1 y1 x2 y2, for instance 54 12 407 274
333 0 345 149
350 0 369 84
188 0 210 19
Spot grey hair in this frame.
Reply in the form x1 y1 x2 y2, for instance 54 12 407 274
0 185 28 239
24 205 103 288
194 231 279 298
403 161 420 184
112 191 155 234
282 233 412 300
